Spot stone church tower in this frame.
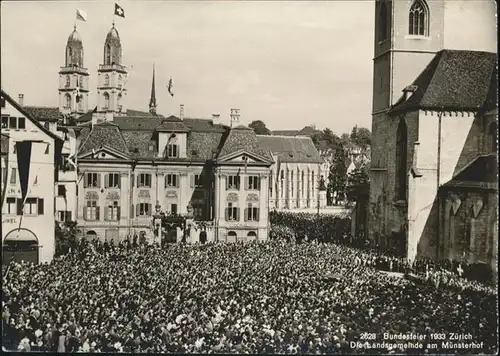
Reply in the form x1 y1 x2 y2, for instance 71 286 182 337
58 25 89 116
97 22 128 115
369 0 497 259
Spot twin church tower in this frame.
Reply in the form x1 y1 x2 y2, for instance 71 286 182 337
58 23 129 117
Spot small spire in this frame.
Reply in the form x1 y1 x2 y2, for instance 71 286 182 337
149 64 157 115
74 24 77 31
112 20 115 27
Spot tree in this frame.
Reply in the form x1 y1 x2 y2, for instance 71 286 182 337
55 220 80 256
346 163 370 203
248 120 271 135
350 126 371 150
328 143 348 205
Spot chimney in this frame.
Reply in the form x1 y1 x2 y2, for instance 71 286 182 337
230 108 240 128
180 104 184 120
212 113 220 121
18 94 24 106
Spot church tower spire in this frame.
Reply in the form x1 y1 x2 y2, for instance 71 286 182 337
149 64 157 115
96 22 128 117
58 24 89 116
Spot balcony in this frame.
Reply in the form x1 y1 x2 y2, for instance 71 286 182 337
59 66 89 75
99 64 127 73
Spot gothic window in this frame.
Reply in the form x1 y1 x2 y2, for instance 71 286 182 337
103 92 110 109
104 74 110 86
64 93 71 109
489 122 497 153
79 76 84 88
409 0 429 36
65 75 70 88
395 119 408 201
378 1 389 41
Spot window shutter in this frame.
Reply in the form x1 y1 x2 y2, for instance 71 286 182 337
136 204 140 216
83 206 88 220
244 176 249 190
37 198 44 215
244 208 248 221
148 174 152 187
131 174 135 187
117 207 121 220
236 208 240 221
117 174 121 188
148 204 152 216
83 173 88 188
225 176 229 190
225 208 229 221
130 204 134 218
68 211 72 222
104 174 109 188
96 174 101 188
164 175 168 188
257 177 261 191
104 207 109 221
96 207 100 220
16 198 23 215
256 208 260 221
190 174 194 188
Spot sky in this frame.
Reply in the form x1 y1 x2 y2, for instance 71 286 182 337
1 0 375 134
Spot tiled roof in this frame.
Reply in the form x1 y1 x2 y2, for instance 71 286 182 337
187 131 225 161
183 117 226 132
156 116 190 132
218 126 272 161
1 133 9 155
298 126 320 136
257 135 323 163
390 50 497 113
446 154 498 184
79 121 130 155
271 130 300 136
75 108 97 123
113 116 164 131
121 131 157 159
23 106 63 122
125 109 156 117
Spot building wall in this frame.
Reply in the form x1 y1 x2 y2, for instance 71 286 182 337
1 101 56 263
55 133 78 222
214 165 270 242
77 161 218 242
269 162 323 211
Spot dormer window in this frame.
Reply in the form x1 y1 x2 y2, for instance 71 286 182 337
166 144 178 158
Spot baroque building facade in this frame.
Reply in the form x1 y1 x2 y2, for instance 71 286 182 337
369 0 497 276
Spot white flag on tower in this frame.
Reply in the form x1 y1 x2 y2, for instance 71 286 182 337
76 9 87 22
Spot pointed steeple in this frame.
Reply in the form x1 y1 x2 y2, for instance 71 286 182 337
149 64 157 115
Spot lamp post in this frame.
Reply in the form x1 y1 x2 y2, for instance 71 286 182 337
152 201 162 244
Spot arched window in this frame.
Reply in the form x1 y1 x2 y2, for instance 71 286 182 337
104 74 110 86
79 76 84 88
64 93 71 109
301 170 305 197
489 122 497 153
378 1 389 41
395 119 408 200
65 75 70 88
409 0 429 36
67 47 73 65
117 93 122 111
105 44 111 65
103 92 110 109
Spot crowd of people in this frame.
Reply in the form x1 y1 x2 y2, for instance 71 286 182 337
2 238 497 354
270 211 495 285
